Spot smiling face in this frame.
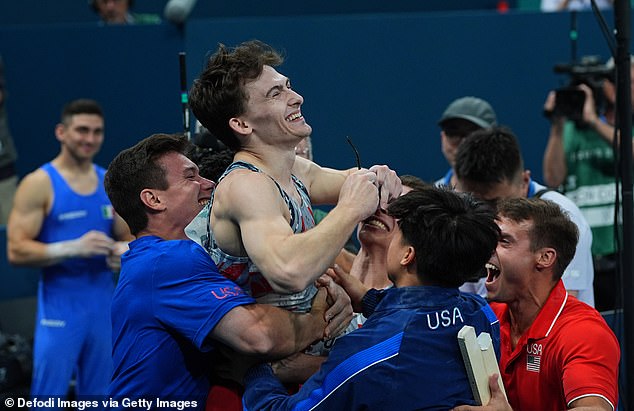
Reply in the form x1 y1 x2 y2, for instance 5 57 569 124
56 113 104 163
156 152 215 232
485 216 537 303
357 184 415 251
237 65 312 147
358 208 398 250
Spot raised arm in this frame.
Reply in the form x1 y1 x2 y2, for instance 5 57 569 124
291 157 352 205
577 84 625 153
214 168 379 293
294 157 402 210
543 91 568 188
543 121 568 188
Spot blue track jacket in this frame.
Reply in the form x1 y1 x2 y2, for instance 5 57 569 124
243 286 500 410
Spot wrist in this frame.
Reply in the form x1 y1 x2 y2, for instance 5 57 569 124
549 119 564 135
330 204 365 226
316 311 328 339
46 240 77 260
306 311 326 343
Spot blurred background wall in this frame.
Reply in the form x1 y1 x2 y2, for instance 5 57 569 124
0 0 625 327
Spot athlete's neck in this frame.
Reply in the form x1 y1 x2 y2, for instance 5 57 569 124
234 148 296 185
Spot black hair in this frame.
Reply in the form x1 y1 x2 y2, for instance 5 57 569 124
497 197 579 280
399 174 430 191
387 186 500 287
454 126 524 194
189 40 284 151
60 98 103 124
104 133 191 235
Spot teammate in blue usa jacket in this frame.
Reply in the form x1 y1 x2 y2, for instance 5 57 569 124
242 186 502 410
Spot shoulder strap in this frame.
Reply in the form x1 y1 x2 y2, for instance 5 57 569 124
534 188 553 199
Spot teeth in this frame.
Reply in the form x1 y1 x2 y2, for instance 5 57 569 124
199 199 210 206
485 263 500 281
365 219 387 230
286 112 302 121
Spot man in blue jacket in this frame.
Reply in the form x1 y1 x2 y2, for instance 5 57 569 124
242 186 502 410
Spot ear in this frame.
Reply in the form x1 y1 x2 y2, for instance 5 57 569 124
400 245 416 268
139 188 165 211
535 247 557 271
519 169 530 195
54 123 65 142
228 117 251 137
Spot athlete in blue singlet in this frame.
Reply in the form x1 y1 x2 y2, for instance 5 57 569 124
31 163 117 398
6 99 132 406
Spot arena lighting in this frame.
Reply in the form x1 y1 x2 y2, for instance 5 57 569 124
164 0 198 24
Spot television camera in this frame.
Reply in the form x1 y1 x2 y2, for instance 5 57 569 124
549 56 614 124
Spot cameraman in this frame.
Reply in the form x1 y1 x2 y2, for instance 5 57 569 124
542 59 633 312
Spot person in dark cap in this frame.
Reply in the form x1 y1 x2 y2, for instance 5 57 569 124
453 126 594 307
435 96 497 187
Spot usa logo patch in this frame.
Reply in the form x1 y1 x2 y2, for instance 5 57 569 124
526 354 541 373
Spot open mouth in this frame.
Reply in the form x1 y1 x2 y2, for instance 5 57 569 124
286 111 303 122
485 262 501 284
198 199 210 207
363 216 388 231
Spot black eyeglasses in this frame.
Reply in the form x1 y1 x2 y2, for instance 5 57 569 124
346 136 361 170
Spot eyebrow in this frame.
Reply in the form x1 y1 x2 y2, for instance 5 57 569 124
183 164 198 174
75 125 103 133
499 231 516 243
265 85 283 98
265 78 291 98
